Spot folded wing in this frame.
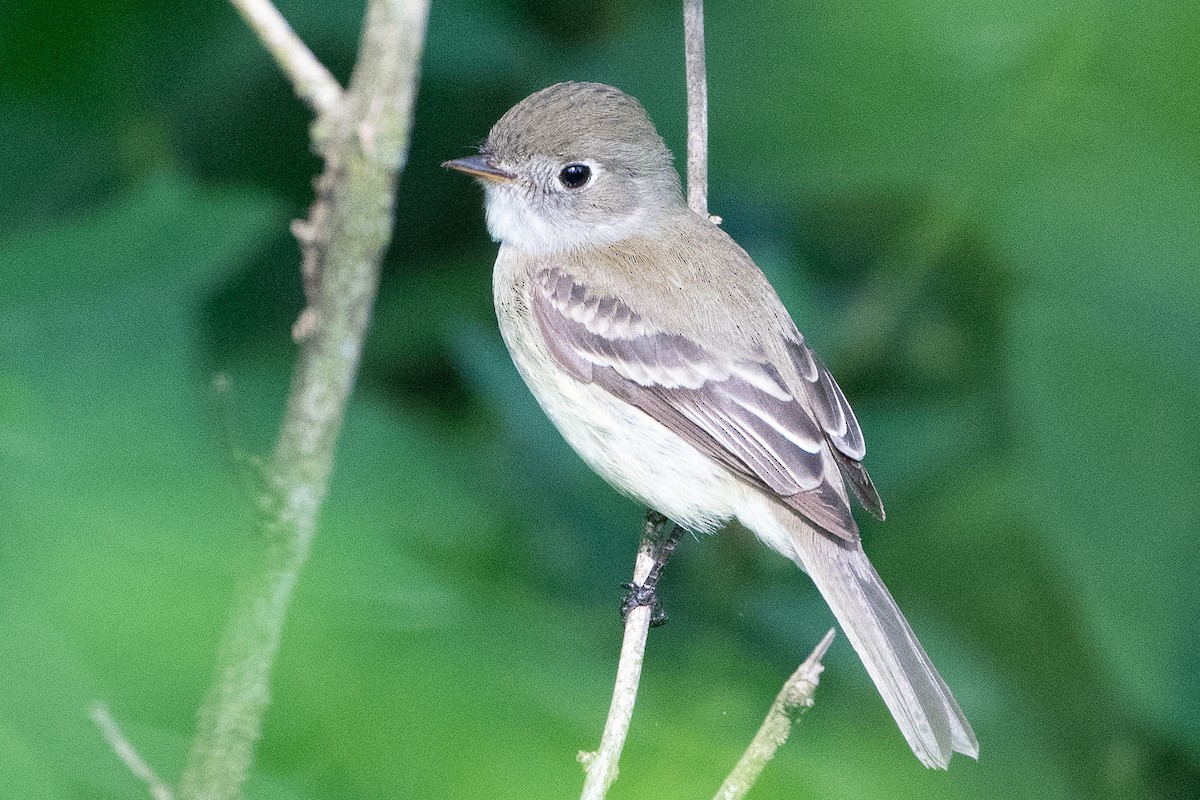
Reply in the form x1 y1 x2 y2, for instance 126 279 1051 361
532 266 883 540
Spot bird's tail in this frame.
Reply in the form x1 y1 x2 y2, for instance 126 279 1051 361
769 506 979 768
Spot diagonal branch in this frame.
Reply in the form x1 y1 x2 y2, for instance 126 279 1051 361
167 2 430 799
714 629 837 800
91 704 175 800
228 0 343 115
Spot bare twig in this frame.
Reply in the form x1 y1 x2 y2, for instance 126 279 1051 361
166 2 430 799
686 0 832 793
228 0 343 115
577 5 716 799
583 4 834 798
684 0 712 220
91 704 175 800
579 518 674 800
714 629 837 800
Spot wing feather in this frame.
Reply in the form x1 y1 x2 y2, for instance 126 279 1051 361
532 266 884 538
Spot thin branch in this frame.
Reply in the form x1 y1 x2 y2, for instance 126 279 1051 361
229 0 343 115
685 0 830 792
90 704 175 800
684 0 711 220
579 518 673 800
169 2 431 799
713 629 837 800
577 5 715 798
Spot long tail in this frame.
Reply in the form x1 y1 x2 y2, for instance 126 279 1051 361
767 505 979 768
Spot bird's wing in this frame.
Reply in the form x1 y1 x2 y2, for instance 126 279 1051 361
531 266 883 541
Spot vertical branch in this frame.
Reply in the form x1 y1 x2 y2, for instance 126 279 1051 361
579 519 673 800
579 4 714 798
684 0 710 218
170 2 431 799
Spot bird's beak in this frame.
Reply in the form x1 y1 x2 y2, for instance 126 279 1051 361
442 154 517 183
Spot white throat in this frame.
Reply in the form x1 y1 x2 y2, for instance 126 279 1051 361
482 183 648 255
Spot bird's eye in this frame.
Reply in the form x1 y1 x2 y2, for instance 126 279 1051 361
558 163 592 189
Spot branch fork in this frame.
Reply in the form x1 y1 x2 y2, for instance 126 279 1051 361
93 2 430 798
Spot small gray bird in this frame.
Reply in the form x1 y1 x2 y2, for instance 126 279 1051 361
444 81 978 769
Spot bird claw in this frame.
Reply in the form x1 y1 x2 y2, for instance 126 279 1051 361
619 580 668 627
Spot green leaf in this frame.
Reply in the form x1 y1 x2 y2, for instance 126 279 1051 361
0 172 285 795
0 171 283 308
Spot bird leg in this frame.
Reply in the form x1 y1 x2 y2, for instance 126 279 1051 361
619 510 681 627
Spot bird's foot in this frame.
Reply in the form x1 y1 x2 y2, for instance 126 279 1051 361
619 580 668 627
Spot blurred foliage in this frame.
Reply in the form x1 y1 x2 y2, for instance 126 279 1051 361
2 0 1198 798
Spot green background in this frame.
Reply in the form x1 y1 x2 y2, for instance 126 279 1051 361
2 0 1198 797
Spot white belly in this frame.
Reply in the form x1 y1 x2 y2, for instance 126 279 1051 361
493 256 742 534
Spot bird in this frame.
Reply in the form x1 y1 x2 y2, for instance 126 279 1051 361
443 81 978 769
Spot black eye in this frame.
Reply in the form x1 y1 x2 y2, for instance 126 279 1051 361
558 163 591 189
